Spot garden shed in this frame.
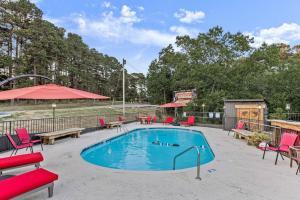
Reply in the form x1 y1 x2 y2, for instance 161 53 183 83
223 99 268 130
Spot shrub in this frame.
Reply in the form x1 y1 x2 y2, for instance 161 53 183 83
269 108 287 120
248 132 271 146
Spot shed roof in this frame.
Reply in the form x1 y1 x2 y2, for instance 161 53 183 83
224 99 265 103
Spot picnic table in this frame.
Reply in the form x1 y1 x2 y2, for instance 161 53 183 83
37 128 83 145
232 129 254 144
106 121 122 132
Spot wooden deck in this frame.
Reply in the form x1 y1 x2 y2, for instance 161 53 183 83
269 120 300 132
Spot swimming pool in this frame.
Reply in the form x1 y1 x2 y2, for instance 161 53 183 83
81 128 215 171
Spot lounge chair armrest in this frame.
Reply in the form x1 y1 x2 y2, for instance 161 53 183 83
289 146 300 151
279 144 289 148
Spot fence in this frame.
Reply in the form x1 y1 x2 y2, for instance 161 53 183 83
1 110 297 152
240 120 283 145
185 112 224 126
0 112 138 152
283 113 300 121
269 112 300 122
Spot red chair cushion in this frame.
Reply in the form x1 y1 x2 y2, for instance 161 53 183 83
30 139 42 144
236 121 245 129
0 152 43 170
268 146 289 153
164 117 174 123
0 168 58 199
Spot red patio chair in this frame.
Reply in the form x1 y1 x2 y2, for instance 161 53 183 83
118 116 125 123
0 168 59 199
262 132 298 165
228 120 245 135
98 118 107 128
163 116 174 125
147 116 152 124
152 116 157 123
16 128 43 151
180 116 195 126
6 133 33 156
296 157 300 175
0 152 43 175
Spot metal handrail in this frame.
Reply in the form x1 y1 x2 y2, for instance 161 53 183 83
173 146 201 180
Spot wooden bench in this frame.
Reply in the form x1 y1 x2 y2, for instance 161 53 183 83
106 121 122 132
232 129 254 143
37 128 83 145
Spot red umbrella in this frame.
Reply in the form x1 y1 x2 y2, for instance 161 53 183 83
160 102 185 108
0 84 110 100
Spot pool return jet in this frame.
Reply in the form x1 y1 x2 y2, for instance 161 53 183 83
152 141 180 147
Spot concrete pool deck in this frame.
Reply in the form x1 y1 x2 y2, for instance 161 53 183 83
1 123 299 200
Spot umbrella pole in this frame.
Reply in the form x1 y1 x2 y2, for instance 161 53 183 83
52 103 56 132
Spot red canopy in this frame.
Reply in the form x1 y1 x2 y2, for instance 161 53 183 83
160 102 185 108
0 84 110 100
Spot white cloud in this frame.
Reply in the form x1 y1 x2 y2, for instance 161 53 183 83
43 15 65 26
45 5 201 49
174 9 205 24
245 23 300 48
29 0 42 4
102 1 111 8
169 26 199 37
73 8 175 47
120 5 141 24
137 6 144 11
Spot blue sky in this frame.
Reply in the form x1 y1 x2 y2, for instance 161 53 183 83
34 0 300 74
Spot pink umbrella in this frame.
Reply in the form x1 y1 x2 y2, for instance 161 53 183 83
160 102 185 108
0 84 110 100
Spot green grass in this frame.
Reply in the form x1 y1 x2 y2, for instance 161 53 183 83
0 100 120 111
0 102 156 121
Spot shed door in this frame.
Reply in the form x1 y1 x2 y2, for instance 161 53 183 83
236 108 260 130
236 108 260 120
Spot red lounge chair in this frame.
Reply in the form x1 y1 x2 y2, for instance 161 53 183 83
98 118 107 128
296 157 300 175
180 116 195 126
0 152 43 175
152 116 157 123
6 133 33 156
163 116 174 125
0 168 59 199
118 116 125 123
147 116 152 124
228 121 245 135
16 128 43 151
262 132 298 165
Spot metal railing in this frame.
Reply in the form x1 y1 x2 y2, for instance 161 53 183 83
186 112 224 123
269 112 300 122
240 120 283 145
0 112 139 152
0 113 138 136
173 146 201 180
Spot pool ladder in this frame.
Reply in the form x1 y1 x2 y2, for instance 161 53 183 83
173 146 201 180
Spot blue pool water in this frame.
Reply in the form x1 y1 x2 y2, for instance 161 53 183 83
81 128 214 171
